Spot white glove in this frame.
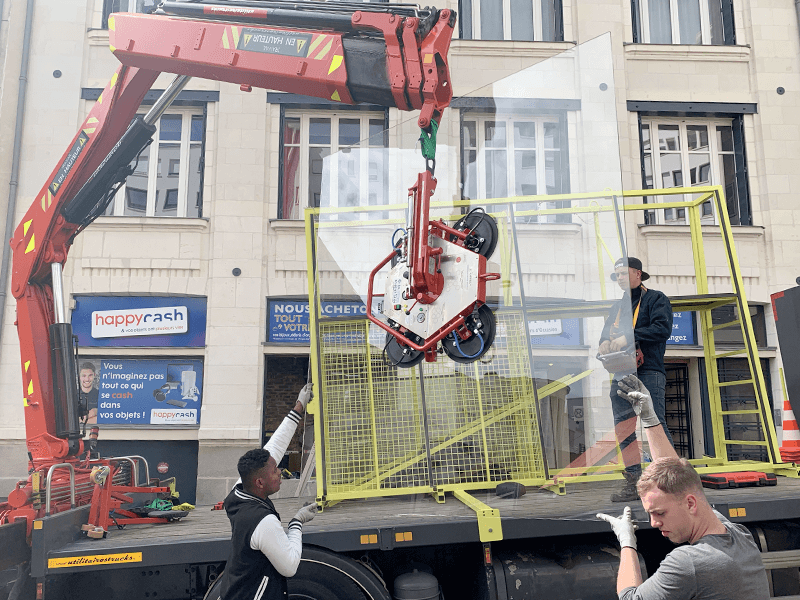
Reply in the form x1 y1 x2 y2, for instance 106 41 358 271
296 383 313 410
597 506 638 550
291 502 317 525
617 375 660 428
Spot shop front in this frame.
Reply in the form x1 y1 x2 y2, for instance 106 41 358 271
71 295 207 503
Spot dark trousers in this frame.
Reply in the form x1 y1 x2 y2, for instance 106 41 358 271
611 370 675 476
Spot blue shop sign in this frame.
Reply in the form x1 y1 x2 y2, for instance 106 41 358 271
72 296 206 347
268 299 371 343
78 357 203 426
667 311 695 345
529 319 582 346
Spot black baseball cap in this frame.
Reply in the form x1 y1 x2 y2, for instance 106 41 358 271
610 256 650 281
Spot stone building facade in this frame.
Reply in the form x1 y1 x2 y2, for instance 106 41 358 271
0 0 798 501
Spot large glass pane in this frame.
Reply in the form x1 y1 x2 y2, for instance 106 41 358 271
677 0 702 43
480 0 504 39
308 36 641 508
510 0 534 40
648 0 673 43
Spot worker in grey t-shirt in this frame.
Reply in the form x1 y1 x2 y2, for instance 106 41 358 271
597 375 769 600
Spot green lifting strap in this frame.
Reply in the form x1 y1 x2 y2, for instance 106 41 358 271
419 120 439 162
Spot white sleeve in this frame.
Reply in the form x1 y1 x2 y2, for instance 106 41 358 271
250 513 303 577
233 409 302 488
264 409 302 463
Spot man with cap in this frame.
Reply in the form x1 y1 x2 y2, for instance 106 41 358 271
599 256 674 502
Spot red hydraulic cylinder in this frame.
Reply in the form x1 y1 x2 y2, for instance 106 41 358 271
408 170 444 304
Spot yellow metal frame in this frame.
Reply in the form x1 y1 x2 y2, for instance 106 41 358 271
305 185 796 526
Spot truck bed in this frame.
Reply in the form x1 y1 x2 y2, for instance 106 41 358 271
36 477 800 575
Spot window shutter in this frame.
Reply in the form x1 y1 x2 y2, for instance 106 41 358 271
720 0 736 45
731 115 751 226
460 0 474 39
631 0 643 43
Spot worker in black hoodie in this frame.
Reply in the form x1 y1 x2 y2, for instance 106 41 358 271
215 384 316 600
599 257 674 502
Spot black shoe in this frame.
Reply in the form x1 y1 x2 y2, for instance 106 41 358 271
610 471 640 502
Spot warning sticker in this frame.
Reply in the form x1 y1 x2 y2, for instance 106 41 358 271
48 552 143 569
49 131 90 196
238 28 312 57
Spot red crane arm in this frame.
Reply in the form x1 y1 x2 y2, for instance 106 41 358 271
12 66 160 462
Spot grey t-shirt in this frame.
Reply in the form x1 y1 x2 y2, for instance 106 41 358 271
619 511 769 600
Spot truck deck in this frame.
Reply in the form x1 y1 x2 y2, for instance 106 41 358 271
35 477 800 576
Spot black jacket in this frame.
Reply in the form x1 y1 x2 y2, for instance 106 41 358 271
600 285 673 376
217 485 288 600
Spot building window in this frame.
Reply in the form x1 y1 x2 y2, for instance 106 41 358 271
279 111 388 220
710 304 767 347
632 0 735 44
461 114 570 223
717 357 772 462
102 0 157 29
640 117 750 225
459 0 563 41
106 110 205 218
665 364 692 458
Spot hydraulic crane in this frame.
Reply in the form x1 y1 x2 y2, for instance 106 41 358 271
0 0 498 538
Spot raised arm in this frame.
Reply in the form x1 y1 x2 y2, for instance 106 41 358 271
616 375 678 460
264 383 312 462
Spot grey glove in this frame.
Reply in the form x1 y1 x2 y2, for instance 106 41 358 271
292 502 317 525
617 375 660 428
597 506 638 550
296 383 313 410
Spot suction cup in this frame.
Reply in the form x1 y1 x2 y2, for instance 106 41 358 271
451 209 498 259
385 330 425 368
442 304 496 364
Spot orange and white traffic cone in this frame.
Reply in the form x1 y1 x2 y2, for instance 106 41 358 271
780 398 800 463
